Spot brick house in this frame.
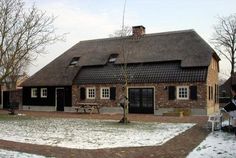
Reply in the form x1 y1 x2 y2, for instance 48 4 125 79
21 26 220 115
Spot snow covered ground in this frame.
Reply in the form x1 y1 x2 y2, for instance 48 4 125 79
188 120 236 158
187 131 236 158
0 118 194 149
0 149 46 158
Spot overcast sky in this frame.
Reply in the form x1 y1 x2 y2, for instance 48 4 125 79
25 0 236 79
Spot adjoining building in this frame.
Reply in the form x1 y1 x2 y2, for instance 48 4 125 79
0 73 29 109
219 75 236 106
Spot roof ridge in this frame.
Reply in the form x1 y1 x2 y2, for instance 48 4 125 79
79 29 196 43
145 29 195 37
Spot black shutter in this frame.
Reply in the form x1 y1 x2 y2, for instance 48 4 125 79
80 87 86 100
190 86 197 100
110 87 116 100
168 86 176 100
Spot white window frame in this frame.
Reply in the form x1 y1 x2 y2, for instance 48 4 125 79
177 86 189 100
86 87 96 99
41 88 47 98
31 88 37 98
100 87 110 99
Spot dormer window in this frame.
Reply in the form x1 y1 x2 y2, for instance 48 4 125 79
108 54 118 63
69 57 80 66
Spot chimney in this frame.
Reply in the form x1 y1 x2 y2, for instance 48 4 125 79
132 25 145 38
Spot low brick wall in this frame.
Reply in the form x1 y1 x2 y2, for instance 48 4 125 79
72 82 215 115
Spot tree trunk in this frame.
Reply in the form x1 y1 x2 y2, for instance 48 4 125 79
119 85 130 124
231 53 235 76
124 102 129 123
119 102 130 123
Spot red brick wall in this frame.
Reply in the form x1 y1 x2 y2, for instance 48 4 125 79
72 84 120 108
156 83 206 109
72 82 207 110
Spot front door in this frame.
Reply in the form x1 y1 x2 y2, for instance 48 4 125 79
3 91 10 109
128 88 154 114
56 88 65 111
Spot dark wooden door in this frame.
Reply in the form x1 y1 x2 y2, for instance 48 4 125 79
56 89 65 111
128 88 154 114
3 91 10 109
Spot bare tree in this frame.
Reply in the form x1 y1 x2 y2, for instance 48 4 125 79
3 59 29 89
109 26 131 37
108 0 131 123
0 0 63 84
212 14 236 76
110 25 132 123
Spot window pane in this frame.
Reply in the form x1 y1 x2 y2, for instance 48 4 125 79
41 88 47 97
101 88 110 99
87 88 96 99
178 87 188 99
31 88 37 98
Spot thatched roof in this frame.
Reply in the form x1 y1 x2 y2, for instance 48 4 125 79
22 29 218 86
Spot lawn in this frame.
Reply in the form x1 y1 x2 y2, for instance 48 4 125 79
0 149 46 158
1 113 236 157
0 117 194 149
0 113 31 121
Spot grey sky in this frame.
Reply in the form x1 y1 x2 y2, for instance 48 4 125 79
26 0 236 79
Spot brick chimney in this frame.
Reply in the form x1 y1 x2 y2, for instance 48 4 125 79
132 25 145 38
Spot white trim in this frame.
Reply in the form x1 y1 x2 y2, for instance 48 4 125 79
86 87 96 99
100 87 110 99
31 88 37 98
127 86 156 112
176 86 189 100
41 88 47 98
55 87 64 111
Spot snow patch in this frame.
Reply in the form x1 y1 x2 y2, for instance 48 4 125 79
187 132 236 158
0 118 194 149
0 149 46 158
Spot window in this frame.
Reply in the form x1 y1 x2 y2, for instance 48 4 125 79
222 90 226 97
108 54 118 63
101 88 110 99
31 88 37 98
212 59 218 70
177 86 189 100
41 88 47 98
208 86 214 100
86 87 96 99
69 57 80 66
208 86 211 100
211 86 214 100
212 59 214 70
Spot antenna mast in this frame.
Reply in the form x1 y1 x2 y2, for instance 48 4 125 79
121 0 127 37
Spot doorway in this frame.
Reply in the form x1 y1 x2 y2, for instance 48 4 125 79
56 88 65 111
128 88 154 114
3 91 10 109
